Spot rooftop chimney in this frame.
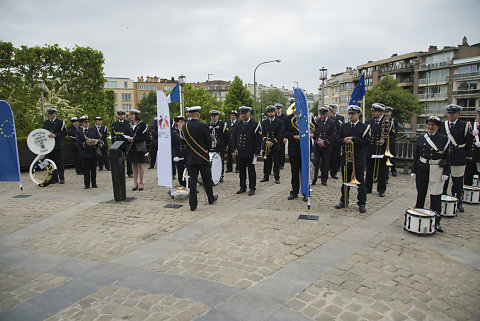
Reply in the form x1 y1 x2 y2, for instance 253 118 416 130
462 36 468 46
428 45 437 52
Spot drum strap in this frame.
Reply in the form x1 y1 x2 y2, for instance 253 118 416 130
425 134 449 153
182 123 210 163
362 124 370 138
475 122 479 143
444 121 465 148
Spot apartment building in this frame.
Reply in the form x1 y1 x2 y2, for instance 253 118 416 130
134 76 177 108
104 77 135 112
194 80 231 101
321 67 357 115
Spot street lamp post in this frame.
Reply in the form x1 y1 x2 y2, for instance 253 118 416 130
254 59 281 120
207 73 213 95
37 79 47 122
178 74 186 117
319 67 327 108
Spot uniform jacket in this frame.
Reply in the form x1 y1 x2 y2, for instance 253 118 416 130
365 115 394 156
469 121 480 163
209 120 227 153
129 121 148 152
261 117 283 152
438 119 472 166
313 117 337 151
181 119 212 166
150 121 158 147
43 118 67 150
111 119 133 151
171 127 186 159
330 114 344 133
67 125 79 146
282 114 302 157
76 126 101 159
232 118 262 158
225 119 238 150
337 121 371 167
412 132 450 176
95 125 109 146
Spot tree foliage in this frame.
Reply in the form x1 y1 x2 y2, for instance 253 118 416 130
259 88 288 113
137 91 157 126
224 76 253 114
0 42 113 136
365 74 422 123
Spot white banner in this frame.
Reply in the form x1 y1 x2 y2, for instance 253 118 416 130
156 90 173 190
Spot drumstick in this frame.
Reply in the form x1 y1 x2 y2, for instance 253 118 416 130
407 207 435 217
464 185 480 191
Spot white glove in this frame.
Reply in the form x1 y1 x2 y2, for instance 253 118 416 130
173 157 179 163
441 175 449 181
475 142 480 148
472 128 479 136
411 173 416 180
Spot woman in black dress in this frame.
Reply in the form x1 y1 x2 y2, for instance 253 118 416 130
128 110 148 191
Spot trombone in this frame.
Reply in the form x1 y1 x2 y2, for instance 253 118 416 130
343 142 360 210
372 115 394 181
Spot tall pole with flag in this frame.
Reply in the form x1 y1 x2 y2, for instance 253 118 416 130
0 101 22 189
349 72 366 122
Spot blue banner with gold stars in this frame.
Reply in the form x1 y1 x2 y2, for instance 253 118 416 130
293 88 310 200
0 101 22 183
349 72 365 106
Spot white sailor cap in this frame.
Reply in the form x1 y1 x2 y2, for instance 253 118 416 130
79 115 89 122
348 105 362 114
70 117 78 122
288 97 295 103
116 109 126 114
426 116 442 126
385 106 393 112
46 107 58 114
239 106 252 113
230 110 239 116
129 109 141 114
187 106 201 113
476 107 480 113
209 110 220 116
318 106 329 113
275 103 284 109
371 103 385 111
95 116 102 120
328 104 338 109
266 105 276 112
445 104 463 112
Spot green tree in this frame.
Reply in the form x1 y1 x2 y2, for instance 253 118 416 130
183 84 221 121
224 76 253 115
137 91 157 126
365 74 422 123
259 88 288 114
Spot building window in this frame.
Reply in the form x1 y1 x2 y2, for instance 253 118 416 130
106 81 117 88
139 85 157 91
456 98 477 111
164 85 173 91
457 80 477 91
458 64 478 74
122 93 131 101
124 81 128 89
114 93 117 102
122 104 132 111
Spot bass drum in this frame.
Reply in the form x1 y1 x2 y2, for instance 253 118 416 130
198 152 223 186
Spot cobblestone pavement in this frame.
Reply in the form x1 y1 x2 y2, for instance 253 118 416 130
0 163 479 321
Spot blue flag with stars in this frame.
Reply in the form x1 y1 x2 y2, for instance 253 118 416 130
293 88 310 202
349 72 365 106
0 101 22 185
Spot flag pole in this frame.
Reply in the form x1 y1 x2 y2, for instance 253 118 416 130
362 97 365 123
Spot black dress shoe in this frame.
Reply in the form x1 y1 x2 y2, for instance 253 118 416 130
190 206 197 211
392 171 397 177
236 188 246 194
209 195 218 204
84 186 89 189
458 204 464 212
311 180 317 186
359 205 366 213
379 192 385 197
132 186 138 191
99 169 103 171
366 190 372 194
148 166 154 169
321 182 327 186
335 202 345 209
303 195 308 202
225 170 232 173
436 225 443 233
77 172 82 175
92 184 98 188
248 189 255 196
128 174 133 178
280 166 284 170
288 193 298 200
275 178 280 184
260 177 269 182
139 187 143 191
59 179 65 184
331 173 338 179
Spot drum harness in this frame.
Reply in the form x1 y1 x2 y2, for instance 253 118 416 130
419 134 450 165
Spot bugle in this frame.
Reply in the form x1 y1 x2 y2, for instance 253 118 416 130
343 142 360 211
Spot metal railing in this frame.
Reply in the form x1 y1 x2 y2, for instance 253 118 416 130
418 59 453 70
418 76 449 84
452 89 479 95
417 93 448 100
453 71 479 79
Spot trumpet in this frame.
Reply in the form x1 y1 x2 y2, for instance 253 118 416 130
343 142 360 211
263 140 271 159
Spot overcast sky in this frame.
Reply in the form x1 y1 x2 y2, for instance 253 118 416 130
1 0 479 93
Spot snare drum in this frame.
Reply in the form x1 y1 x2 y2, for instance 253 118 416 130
209 152 223 185
473 175 479 188
441 195 457 217
404 208 436 235
463 185 480 204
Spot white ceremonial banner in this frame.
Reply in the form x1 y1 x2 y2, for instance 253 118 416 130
156 90 173 190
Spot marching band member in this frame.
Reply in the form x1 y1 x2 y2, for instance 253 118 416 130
312 106 337 186
95 117 110 171
225 110 239 173
465 107 480 185
411 116 450 232
180 106 218 211
335 105 370 213
148 117 158 169
76 116 101 189
172 116 187 187
275 103 287 170
384 106 399 177
209 110 227 182
111 109 133 178
232 106 262 196
44 107 67 184
67 116 82 175
260 105 283 184
438 104 472 212
127 110 148 191
328 104 344 180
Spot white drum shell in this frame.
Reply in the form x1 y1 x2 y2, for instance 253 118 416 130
404 209 436 235
473 175 479 188
197 152 223 186
463 186 480 204
441 195 457 217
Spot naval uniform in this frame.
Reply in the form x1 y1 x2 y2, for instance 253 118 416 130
111 119 133 176
209 119 227 179
95 124 110 170
128 121 148 164
388 116 399 175
439 119 472 207
148 120 158 169
43 117 67 183
412 132 450 222
261 116 283 181
67 124 82 175
181 119 216 210
312 117 337 185
172 125 187 187
465 121 480 185
232 118 262 192
282 113 303 197
77 126 101 188
338 121 370 206
225 119 239 172
276 112 287 169
329 114 344 177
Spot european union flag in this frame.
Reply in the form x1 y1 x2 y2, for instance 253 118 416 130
349 73 365 106
0 101 22 186
293 88 310 203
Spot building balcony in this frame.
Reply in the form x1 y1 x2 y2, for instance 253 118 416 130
417 76 449 86
453 71 479 79
379 63 415 74
418 59 452 70
451 89 479 96
398 81 414 87
417 93 448 101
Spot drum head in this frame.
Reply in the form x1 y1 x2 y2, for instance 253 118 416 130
27 129 55 155
406 208 435 217
210 152 222 185
441 195 457 202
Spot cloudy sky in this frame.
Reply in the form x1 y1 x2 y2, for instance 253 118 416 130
1 0 479 93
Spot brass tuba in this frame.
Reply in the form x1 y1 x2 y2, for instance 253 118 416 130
288 102 316 133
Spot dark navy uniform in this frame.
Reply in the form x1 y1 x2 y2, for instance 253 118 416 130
43 114 67 183
225 117 239 172
172 121 187 187
329 112 344 178
77 124 101 188
282 112 303 198
312 116 337 185
67 120 82 175
465 119 480 185
232 110 262 194
275 104 287 169
261 115 283 182
95 122 110 171
180 112 217 211
148 120 158 169
111 117 133 176
388 116 399 175
209 117 227 180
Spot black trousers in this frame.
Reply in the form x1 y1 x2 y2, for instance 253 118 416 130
70 144 82 174
226 147 237 172
279 141 286 168
390 142 397 174
81 157 97 187
339 163 366 206
238 156 256 190
365 156 387 193
263 150 280 180
174 160 186 187
329 143 341 175
443 173 464 206
97 145 110 170
313 148 331 183
149 142 157 168
188 163 215 209
47 149 64 181
415 166 442 226
289 156 301 195
464 161 479 186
